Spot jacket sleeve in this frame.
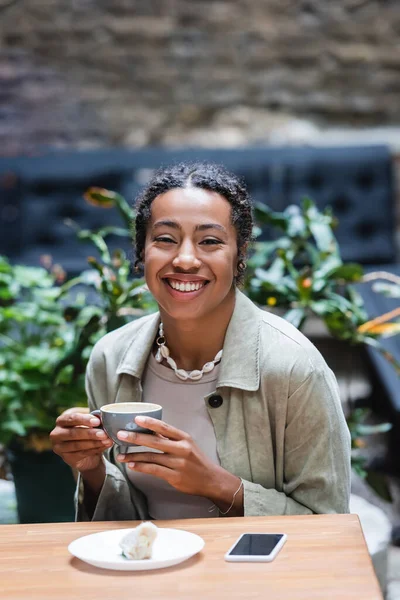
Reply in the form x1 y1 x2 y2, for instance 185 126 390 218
75 355 148 522
242 365 351 516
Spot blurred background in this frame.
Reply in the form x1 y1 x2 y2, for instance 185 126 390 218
0 1 399 597
0 0 399 155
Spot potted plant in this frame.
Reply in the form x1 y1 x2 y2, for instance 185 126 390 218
0 189 155 522
0 255 87 522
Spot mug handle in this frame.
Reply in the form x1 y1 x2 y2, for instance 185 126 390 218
90 409 103 427
90 409 130 454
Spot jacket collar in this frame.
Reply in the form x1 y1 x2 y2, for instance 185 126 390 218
117 288 262 391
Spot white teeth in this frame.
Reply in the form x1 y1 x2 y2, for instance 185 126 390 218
168 279 206 292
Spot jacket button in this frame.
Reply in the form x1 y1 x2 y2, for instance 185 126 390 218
208 395 223 408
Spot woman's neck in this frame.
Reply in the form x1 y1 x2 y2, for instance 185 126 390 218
158 288 236 372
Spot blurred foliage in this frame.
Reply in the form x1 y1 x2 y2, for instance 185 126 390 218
63 186 156 335
245 199 399 500
0 256 87 448
0 188 156 450
347 408 393 502
246 199 400 374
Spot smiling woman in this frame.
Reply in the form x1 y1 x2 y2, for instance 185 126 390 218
50 162 351 522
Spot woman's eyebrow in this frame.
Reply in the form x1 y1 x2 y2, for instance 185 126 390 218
152 221 227 234
152 220 181 230
195 223 227 234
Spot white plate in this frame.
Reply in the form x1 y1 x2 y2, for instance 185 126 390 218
68 527 205 571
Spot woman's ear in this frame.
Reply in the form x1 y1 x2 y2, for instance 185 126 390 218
234 242 249 280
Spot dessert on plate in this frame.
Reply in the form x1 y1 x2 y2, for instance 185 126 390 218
119 521 158 560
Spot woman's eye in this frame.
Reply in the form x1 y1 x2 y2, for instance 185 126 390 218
155 237 175 243
201 239 222 245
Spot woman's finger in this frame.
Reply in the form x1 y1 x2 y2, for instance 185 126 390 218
125 460 176 482
56 411 101 429
53 440 112 454
116 430 187 454
50 426 110 443
136 417 189 441
117 451 181 469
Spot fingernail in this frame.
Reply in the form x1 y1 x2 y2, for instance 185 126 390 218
90 418 100 426
135 416 146 423
102 440 112 445
128 462 135 469
96 430 106 438
117 454 125 461
117 431 129 439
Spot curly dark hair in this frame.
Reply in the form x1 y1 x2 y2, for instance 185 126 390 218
133 162 254 285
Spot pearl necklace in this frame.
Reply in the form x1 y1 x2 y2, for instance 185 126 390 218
155 322 223 381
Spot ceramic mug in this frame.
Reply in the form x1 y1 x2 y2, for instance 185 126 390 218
91 402 163 451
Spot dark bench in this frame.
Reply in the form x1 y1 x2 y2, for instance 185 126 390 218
0 145 396 271
0 145 399 472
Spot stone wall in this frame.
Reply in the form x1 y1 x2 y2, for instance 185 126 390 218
0 0 400 153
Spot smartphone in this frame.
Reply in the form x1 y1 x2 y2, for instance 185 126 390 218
224 533 287 562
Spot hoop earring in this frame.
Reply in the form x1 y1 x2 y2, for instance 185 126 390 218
237 259 246 274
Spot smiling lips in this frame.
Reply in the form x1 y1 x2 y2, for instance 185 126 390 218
165 278 208 293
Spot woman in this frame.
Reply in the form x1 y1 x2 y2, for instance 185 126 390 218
50 162 351 521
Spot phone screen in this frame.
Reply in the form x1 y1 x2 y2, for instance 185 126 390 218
229 534 284 556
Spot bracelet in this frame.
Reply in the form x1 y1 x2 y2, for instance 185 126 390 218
208 478 243 516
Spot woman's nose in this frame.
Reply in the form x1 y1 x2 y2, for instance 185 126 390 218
172 240 201 270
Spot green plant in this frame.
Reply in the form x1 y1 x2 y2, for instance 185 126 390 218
247 199 400 373
246 199 399 499
62 187 157 335
0 256 88 449
347 408 393 502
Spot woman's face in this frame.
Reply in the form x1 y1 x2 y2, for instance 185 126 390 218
143 187 239 322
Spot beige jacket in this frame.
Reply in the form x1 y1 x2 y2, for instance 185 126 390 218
76 289 351 521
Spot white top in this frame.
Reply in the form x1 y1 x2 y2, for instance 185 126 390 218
126 351 221 520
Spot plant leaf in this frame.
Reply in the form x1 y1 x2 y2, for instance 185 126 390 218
357 423 392 435
327 263 364 282
255 257 285 284
84 187 135 227
362 322 400 337
84 187 117 208
3 420 26 436
254 203 289 230
13 266 54 288
309 220 338 253
95 226 132 239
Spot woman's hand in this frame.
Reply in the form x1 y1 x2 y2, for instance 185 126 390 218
116 417 242 512
50 409 113 474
